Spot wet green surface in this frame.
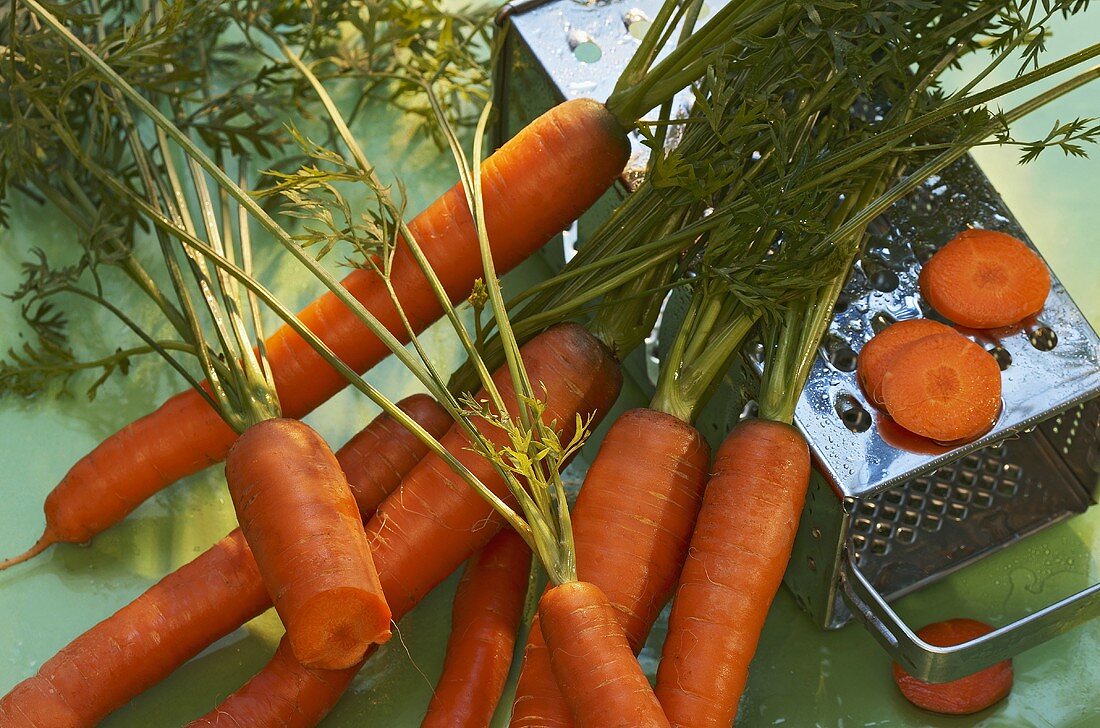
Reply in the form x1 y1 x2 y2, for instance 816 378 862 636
2 12 1100 728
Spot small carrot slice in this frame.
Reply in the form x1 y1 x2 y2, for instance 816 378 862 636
880 333 1001 442
893 618 1013 715
857 319 956 406
919 229 1051 329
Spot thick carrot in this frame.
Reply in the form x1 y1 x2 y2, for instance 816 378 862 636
539 581 669 728
185 323 623 727
919 229 1051 329
857 319 955 406
0 396 449 728
893 618 1013 715
422 529 530 728
880 332 1002 442
655 418 810 728
510 408 711 728
3 97 630 568
226 418 390 669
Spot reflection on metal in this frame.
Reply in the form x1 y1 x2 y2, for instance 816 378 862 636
496 0 1100 676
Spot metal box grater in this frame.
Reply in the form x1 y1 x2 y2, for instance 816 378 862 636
495 0 1100 681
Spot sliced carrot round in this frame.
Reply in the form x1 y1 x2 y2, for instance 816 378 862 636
857 319 956 406
919 229 1050 329
893 618 1013 715
880 333 1001 442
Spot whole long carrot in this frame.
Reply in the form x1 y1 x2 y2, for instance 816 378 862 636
1 98 630 570
422 529 530 728
186 323 623 727
509 408 711 727
654 418 811 728
0 395 449 728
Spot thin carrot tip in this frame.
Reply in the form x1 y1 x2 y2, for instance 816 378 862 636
0 534 54 572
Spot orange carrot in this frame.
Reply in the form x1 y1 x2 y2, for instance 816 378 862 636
185 323 623 727
226 419 390 669
510 408 711 728
187 638 364 728
0 529 269 728
337 395 453 513
655 418 810 728
369 323 622 616
857 319 955 406
880 332 1002 442
919 229 1051 329
539 581 669 728
3 98 630 569
0 396 449 728
893 618 1013 715
422 529 530 728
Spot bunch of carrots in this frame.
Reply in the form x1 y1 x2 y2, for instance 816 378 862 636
2 0 1100 726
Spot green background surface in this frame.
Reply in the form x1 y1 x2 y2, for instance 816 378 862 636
2 10 1100 728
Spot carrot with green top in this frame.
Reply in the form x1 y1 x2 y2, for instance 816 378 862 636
3 0 775 568
509 408 712 727
422 529 531 728
655 418 811 727
187 322 624 727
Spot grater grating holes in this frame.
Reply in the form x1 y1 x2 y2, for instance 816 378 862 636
849 438 1027 556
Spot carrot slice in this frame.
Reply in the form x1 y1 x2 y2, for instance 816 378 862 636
893 618 1013 715
880 333 1001 442
857 319 956 406
919 229 1051 329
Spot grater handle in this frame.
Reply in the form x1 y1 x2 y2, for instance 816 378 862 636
840 546 1100 683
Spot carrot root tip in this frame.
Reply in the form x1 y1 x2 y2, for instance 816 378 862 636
0 533 54 572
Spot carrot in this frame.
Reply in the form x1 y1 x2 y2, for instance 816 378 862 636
185 323 623 727
539 581 669 728
370 323 621 615
919 229 1051 329
225 418 390 669
893 618 1013 715
2 98 630 570
510 408 711 727
857 319 955 406
422 529 530 728
880 332 1002 442
0 395 449 728
187 637 364 728
654 418 810 728
0 529 269 728
337 394 453 513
